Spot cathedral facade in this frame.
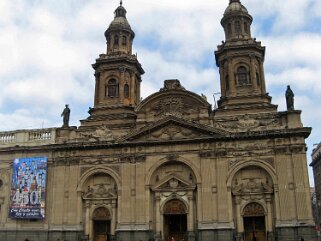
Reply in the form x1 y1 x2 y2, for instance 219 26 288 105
0 1 316 241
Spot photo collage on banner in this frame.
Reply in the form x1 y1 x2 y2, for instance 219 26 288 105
9 156 47 219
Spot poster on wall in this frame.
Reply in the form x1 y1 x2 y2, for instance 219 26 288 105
9 156 47 219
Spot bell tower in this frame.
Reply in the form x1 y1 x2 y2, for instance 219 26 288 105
92 1 144 108
215 0 276 114
80 1 144 131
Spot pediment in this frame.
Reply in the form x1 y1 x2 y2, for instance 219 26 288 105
83 184 117 200
121 116 229 142
151 173 195 191
135 80 211 121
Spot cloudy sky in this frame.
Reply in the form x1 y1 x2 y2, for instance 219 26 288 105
0 0 320 184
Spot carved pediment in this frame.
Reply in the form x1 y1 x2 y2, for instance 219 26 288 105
232 178 273 196
214 114 284 132
78 125 115 142
136 79 211 121
83 184 117 199
121 116 229 142
151 174 195 191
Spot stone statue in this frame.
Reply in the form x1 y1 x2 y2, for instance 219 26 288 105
61 104 70 127
285 85 294 110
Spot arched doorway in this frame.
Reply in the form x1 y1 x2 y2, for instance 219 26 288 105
243 203 266 241
93 207 111 241
163 199 187 241
81 172 118 239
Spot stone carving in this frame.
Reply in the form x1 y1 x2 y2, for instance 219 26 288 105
167 154 179 161
214 114 283 132
229 157 275 169
243 202 265 216
83 183 117 199
238 114 260 130
163 199 187 214
153 98 185 117
93 207 111 220
119 155 146 163
232 178 273 195
160 79 185 91
80 125 114 142
147 124 199 141
201 93 207 101
81 158 120 165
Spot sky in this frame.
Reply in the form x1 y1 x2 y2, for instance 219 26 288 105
0 0 321 185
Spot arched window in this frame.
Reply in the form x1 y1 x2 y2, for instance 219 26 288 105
124 84 129 98
244 22 248 34
237 66 250 85
114 35 119 46
225 75 229 90
256 72 260 86
122 36 127 46
107 79 119 97
227 23 232 36
235 21 241 34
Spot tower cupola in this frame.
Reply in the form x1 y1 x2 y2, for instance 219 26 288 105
104 1 135 55
221 0 253 41
87 0 144 122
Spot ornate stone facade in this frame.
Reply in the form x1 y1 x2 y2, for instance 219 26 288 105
0 1 316 241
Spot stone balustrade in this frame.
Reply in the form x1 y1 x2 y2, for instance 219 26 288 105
0 128 57 147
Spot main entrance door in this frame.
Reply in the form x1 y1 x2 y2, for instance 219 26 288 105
164 214 187 241
163 199 187 241
243 203 266 241
93 207 111 241
94 220 111 241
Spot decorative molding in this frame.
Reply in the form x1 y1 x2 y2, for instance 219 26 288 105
229 157 275 169
119 155 146 163
167 154 179 161
274 147 289 154
78 125 115 142
243 203 265 216
160 79 185 92
163 199 187 215
93 207 111 220
232 178 273 196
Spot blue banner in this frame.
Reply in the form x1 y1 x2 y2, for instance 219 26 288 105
9 157 47 219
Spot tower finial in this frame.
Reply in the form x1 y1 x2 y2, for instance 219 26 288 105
120 0 123 6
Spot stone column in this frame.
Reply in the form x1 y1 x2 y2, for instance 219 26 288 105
219 65 226 96
111 202 117 235
235 196 243 233
130 73 135 105
94 72 100 106
187 192 195 241
265 195 273 232
259 62 266 94
155 193 161 240
228 59 236 96
273 184 281 223
119 68 125 103
76 191 83 227
250 55 258 92
85 201 91 237
233 196 244 241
